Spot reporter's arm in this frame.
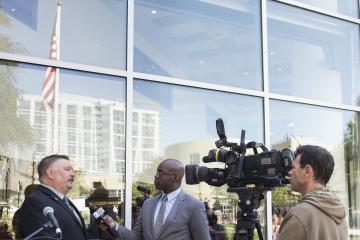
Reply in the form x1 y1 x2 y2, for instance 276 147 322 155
103 215 142 240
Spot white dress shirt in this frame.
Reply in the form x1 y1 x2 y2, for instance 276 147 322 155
41 183 81 223
153 187 181 226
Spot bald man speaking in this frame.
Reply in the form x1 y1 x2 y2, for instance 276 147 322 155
104 159 211 240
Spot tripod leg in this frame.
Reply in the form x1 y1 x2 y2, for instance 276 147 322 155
255 222 264 240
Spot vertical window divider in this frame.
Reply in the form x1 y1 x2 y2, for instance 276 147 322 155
125 0 135 228
260 1 272 239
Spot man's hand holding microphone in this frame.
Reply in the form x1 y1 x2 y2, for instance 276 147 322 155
92 207 119 239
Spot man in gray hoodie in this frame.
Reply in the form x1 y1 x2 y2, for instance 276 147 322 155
277 145 348 240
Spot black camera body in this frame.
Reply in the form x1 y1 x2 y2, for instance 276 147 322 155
135 186 151 208
185 118 294 189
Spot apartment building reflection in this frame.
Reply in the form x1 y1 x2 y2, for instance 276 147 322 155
16 93 159 195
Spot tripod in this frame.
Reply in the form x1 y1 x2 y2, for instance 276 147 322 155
228 187 269 240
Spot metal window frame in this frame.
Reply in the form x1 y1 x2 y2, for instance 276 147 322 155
1 0 360 237
125 0 135 229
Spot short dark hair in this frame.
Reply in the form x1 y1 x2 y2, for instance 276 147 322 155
294 145 334 184
37 154 69 181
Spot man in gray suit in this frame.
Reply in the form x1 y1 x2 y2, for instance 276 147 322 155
103 159 211 240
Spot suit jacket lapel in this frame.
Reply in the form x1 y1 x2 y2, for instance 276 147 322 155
52 195 84 229
38 186 86 232
67 198 86 230
158 191 186 238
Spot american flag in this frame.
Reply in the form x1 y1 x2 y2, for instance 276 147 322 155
41 4 60 111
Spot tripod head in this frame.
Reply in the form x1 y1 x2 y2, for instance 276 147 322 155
228 187 270 240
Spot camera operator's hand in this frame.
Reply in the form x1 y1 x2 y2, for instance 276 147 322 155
102 215 118 230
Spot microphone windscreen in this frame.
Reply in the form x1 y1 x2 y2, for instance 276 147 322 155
43 206 54 216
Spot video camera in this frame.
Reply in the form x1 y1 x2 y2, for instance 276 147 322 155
135 186 151 208
185 118 294 189
185 118 294 240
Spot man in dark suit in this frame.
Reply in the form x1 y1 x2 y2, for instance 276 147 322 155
103 159 211 240
19 154 87 240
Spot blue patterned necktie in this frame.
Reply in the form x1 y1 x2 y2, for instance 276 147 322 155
63 196 82 224
63 196 72 210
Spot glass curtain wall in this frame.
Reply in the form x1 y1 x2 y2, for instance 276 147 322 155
0 1 127 239
267 1 360 239
0 0 359 239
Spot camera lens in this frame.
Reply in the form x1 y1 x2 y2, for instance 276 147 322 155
185 165 199 184
281 148 294 173
185 165 210 184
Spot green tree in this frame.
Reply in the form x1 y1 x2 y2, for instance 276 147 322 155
272 186 300 209
0 11 32 151
343 102 360 229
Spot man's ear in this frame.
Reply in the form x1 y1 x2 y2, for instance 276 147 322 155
304 164 314 177
46 168 55 180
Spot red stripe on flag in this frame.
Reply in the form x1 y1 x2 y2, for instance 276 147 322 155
43 80 55 99
41 66 56 110
41 7 59 112
43 67 56 86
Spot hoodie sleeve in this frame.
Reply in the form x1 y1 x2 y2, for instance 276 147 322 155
276 214 306 240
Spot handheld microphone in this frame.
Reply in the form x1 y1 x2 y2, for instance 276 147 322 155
91 206 118 239
43 206 62 236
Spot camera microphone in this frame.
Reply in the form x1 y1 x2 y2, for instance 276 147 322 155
43 206 62 236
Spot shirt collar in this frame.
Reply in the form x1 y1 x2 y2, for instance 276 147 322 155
162 187 181 201
41 183 65 199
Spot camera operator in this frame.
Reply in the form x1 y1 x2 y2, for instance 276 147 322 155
135 186 151 209
102 159 211 240
208 213 227 240
276 145 348 240
133 186 151 225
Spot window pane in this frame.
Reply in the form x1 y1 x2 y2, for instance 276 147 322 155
133 79 264 235
267 1 360 105
295 0 358 17
134 0 262 90
269 100 360 237
0 61 126 232
0 0 127 69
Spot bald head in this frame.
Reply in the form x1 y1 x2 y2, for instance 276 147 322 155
154 159 185 193
162 159 184 182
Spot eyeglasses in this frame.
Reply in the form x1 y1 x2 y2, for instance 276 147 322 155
155 169 176 177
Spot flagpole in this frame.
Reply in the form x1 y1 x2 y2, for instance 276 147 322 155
53 1 61 153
